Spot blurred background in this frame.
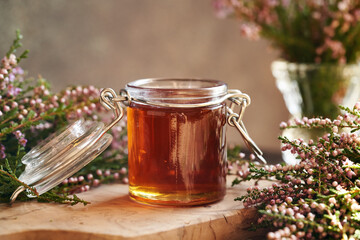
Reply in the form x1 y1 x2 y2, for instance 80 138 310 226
0 0 288 156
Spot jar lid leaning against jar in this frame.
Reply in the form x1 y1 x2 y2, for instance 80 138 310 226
10 78 266 206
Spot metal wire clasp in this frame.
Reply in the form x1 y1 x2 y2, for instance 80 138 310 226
225 90 266 164
100 88 127 133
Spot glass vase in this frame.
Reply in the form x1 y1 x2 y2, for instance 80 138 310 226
272 61 360 164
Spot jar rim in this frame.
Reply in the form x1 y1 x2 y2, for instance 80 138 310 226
271 60 360 70
125 78 228 102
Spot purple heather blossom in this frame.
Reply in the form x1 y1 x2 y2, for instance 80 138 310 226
213 0 234 18
8 73 15 82
239 23 261 40
7 84 22 97
14 130 23 139
19 138 27 147
12 66 24 75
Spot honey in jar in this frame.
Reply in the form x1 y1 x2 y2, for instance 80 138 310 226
125 78 228 206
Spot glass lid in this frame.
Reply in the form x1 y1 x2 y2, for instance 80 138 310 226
10 88 124 202
18 118 113 197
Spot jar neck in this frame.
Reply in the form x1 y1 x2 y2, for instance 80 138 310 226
125 78 228 105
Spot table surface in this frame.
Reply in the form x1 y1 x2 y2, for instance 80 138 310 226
0 176 269 240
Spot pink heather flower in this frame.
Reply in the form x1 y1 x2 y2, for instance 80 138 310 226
312 11 321 19
0 68 8 75
8 54 17 65
325 38 346 59
281 0 290 7
19 138 27 147
120 167 127 174
113 172 120 179
3 105 10 112
122 177 129 184
87 173 93 180
329 197 337 204
12 66 24 75
14 130 23 139
354 9 360 20
306 178 313 185
96 169 102 176
279 121 287 128
7 84 22 96
104 169 111 176
355 102 360 110
266 0 278 7
239 23 261 41
69 177 77 183
11 101 18 108
333 119 341 126
213 0 234 18
92 179 100 187
338 1 349 11
343 13 353 23
8 73 15 82
332 126 338 133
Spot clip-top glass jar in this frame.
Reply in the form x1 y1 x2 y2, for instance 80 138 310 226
121 78 265 206
10 78 265 206
126 79 228 206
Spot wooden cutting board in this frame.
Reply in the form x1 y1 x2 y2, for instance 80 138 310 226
0 176 268 240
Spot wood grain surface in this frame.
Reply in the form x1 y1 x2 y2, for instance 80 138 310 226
0 176 268 240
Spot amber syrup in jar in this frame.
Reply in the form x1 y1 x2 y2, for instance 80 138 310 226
126 78 228 206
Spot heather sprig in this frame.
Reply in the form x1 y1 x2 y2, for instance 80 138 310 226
233 102 360 239
55 167 128 195
214 0 360 64
0 31 128 205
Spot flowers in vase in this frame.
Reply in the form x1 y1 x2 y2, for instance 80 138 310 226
213 0 360 63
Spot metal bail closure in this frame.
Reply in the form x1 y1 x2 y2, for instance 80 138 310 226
226 90 267 164
10 88 125 204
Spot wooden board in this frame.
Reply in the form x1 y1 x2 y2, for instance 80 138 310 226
0 176 268 240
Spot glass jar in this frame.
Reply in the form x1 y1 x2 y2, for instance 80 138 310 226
125 79 228 206
10 78 265 206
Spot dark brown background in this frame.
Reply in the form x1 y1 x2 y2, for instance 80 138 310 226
0 0 288 154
